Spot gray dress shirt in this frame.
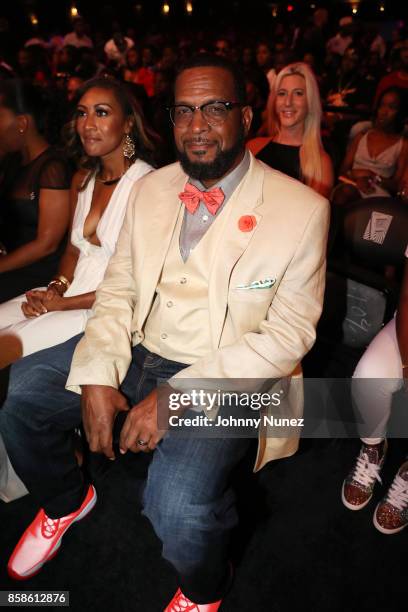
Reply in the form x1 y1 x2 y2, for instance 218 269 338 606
179 150 251 262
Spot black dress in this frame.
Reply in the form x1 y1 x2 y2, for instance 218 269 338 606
0 147 71 303
255 140 301 181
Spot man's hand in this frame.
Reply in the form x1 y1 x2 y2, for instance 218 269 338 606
81 384 129 459
119 389 167 454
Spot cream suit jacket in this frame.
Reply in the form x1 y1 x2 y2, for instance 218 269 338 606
67 153 330 470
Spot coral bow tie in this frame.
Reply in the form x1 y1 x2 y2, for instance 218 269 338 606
179 183 225 215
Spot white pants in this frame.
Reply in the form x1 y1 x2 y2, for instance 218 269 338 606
352 317 403 443
0 290 91 358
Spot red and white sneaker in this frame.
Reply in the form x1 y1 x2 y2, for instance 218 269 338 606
8 484 97 580
164 588 222 611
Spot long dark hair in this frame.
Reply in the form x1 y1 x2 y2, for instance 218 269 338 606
63 77 160 177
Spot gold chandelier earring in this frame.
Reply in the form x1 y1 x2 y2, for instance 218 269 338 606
123 133 135 159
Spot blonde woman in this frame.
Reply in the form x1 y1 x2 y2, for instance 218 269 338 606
248 62 333 197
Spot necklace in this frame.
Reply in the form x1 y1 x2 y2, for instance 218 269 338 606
95 169 127 185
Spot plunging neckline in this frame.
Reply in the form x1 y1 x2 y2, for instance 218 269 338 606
82 174 114 246
365 130 401 161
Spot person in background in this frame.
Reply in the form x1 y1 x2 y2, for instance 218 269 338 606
63 18 93 50
16 46 50 86
255 41 276 91
66 75 85 104
0 79 71 303
248 62 333 198
104 31 135 68
123 46 155 97
375 43 408 103
295 8 329 62
213 38 230 59
326 16 354 58
332 87 407 206
158 45 178 71
324 47 372 114
53 45 80 80
342 255 408 534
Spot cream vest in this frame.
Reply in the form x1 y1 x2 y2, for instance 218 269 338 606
143 197 234 364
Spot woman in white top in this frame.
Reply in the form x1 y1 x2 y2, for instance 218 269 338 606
333 87 408 206
0 77 157 366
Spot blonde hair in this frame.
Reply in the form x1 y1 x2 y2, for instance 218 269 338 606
267 62 323 187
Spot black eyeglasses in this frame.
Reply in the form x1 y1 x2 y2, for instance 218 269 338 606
167 100 243 127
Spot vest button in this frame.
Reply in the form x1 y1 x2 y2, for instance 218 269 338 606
161 333 168 340
166 301 173 308
180 277 187 284
202 214 209 222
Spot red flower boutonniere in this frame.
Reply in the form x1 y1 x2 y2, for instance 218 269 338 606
238 215 257 232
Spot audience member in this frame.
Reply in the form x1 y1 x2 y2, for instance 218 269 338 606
324 47 372 113
375 43 408 103
248 62 333 197
333 87 407 206
256 41 276 91
342 255 408 534
213 38 230 59
0 80 71 302
66 75 85 103
63 18 93 50
326 16 354 58
123 46 155 97
104 31 135 68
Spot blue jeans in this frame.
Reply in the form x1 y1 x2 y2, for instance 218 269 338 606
0 334 251 602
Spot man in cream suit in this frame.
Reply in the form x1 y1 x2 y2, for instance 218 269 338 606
1 55 329 610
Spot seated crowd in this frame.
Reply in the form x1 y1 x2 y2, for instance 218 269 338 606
0 11 407 612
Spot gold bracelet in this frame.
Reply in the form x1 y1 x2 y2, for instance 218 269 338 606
47 280 65 295
55 274 70 289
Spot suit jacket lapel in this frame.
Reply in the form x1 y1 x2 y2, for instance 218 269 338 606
138 168 186 327
208 155 267 348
